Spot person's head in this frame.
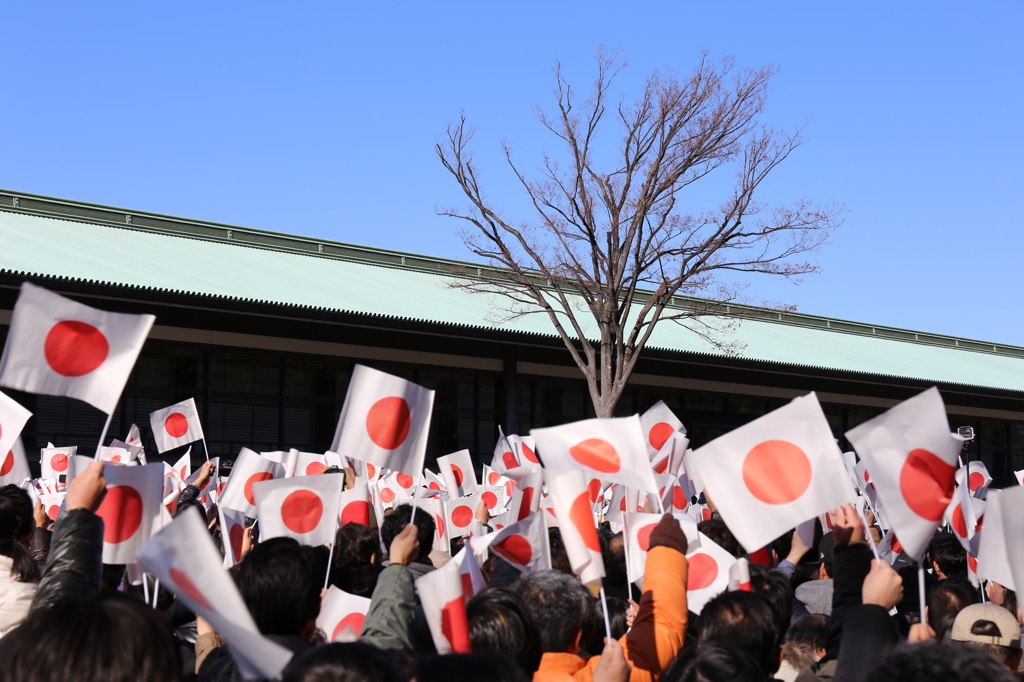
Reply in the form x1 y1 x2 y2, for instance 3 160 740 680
782 614 829 672
380 504 434 562
748 564 793 642
661 643 767 682
467 587 542 675
929 534 967 579
696 591 780 676
515 570 585 654
927 578 979 635
282 642 406 682
949 603 1023 671
868 642 1017 682
546 529 574 576
0 484 38 583
0 594 179 682
415 653 529 682
816 533 835 579
236 537 323 638
334 523 380 568
698 519 741 558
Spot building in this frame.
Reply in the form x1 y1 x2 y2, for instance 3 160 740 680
2 189 1023 484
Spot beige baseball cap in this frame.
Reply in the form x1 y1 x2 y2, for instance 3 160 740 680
951 603 1022 649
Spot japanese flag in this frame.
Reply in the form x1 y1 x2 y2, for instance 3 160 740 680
95 462 163 564
317 586 372 642
378 471 418 508
219 506 249 569
492 428 520 473
424 469 446 493
729 558 752 592
40 492 65 523
98 446 134 466
640 401 685 457
686 532 738 614
486 510 551 574
426 497 451 553
219 448 285 517
136 509 292 680
41 444 76 481
546 469 604 585
690 393 854 553
478 485 507 516
945 485 983 552
877 529 905 565
959 461 992 494
508 470 543 523
339 482 371 527
445 494 480 539
623 512 699 586
170 451 191 485
292 451 329 477
452 546 487 598
977 488 1024 591
0 282 155 414
415 557 471 654
331 364 434 477
438 450 478 497
253 475 342 547
0 438 30 487
655 474 689 513
150 398 204 453
653 431 689 476
845 387 963 561
532 416 658 499
0 391 31 470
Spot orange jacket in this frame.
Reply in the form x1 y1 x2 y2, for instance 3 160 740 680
533 545 689 682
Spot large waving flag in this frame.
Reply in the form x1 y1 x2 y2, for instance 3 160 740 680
253 475 342 547
0 282 154 414
532 416 658 498
136 510 292 679
977 488 1024 591
546 469 604 585
689 393 854 552
416 557 471 654
219 448 285 517
150 398 204 453
487 510 551 574
317 586 372 643
94 462 163 564
331 364 434 477
845 387 963 561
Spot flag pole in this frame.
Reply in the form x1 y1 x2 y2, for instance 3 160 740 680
201 437 211 462
152 579 160 609
917 559 927 622
409 474 422 522
323 542 335 591
94 413 113 459
598 585 613 642
855 506 881 562
142 572 150 604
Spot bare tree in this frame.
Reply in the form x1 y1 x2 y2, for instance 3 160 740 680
437 50 844 418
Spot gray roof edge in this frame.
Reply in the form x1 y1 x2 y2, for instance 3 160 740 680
2 188 1022 360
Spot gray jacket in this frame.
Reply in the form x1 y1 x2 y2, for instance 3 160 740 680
360 564 416 651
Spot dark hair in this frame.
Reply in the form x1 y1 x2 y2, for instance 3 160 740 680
236 537 323 636
467 587 542 674
698 519 742 558
661 643 767 682
581 595 629 654
748 564 793 638
929 534 968 578
868 642 1016 682
515 570 585 653
546 529 574 576
380 504 434 562
785 614 829 650
928 578 979 636
123 577 175 612
0 594 179 682
334 523 380 568
415 653 529 682
0 484 39 583
282 641 405 682
696 591 780 676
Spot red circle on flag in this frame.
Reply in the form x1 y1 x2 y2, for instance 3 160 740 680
229 523 245 562
429 481 441 491
968 472 985 491
864 469 870 483
396 473 414 489
488 472 500 485
180 466 188 480
899 449 956 521
451 505 473 528
332 613 366 641
170 567 212 610
379 487 395 503
522 444 539 464
742 440 812 505
366 464 377 479
365 397 411 450
569 439 621 473
672 487 687 510
637 523 656 551
341 500 370 526
968 554 978 573
496 534 533 564
587 478 602 503
461 572 474 598
281 490 323 534
701 508 712 521
44 321 109 377
217 481 227 496
164 413 189 438
619 496 627 512
891 534 903 555
47 505 60 521
441 596 471 653
502 451 517 470
96 485 143 544
654 457 669 474
305 462 327 476
0 451 14 477
436 513 446 539
570 493 600 551
244 472 274 506
649 422 675 451
517 487 534 521
450 465 464 488
687 553 719 591
951 503 967 538
482 491 498 510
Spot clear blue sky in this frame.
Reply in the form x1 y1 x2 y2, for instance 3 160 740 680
2 2 1021 344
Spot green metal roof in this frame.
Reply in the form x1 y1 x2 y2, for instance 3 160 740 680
2 188 1024 394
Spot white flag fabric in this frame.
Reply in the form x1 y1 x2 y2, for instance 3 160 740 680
0 391 31 470
488 510 552 574
253 475 342 547
445 494 480 539
317 586 372 642
652 431 689 476
655 474 689 513
945 485 983 553
427 497 451 553
219 506 249 569
509 470 543 524
977 488 1024 591
845 387 963 561
686 532 738 614
437 450 478 497
959 461 992 493
532 416 658 498
0 282 155 414
415 557 471 654
136 510 292 679
339 483 371 526
40 444 76 481
219 448 285 517
331 364 434 477
492 427 520 473
40 492 65 523
690 393 854 553
453 546 487 598
97 446 133 465
150 398 204 453
171 451 191 485
640 400 685 457
623 512 699 586
546 469 604 585
1015 470 1024 486
94 462 163 564
0 438 30 487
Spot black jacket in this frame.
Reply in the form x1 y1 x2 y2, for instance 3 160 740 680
30 509 104 613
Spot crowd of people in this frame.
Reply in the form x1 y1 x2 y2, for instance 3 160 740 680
0 454 1020 682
